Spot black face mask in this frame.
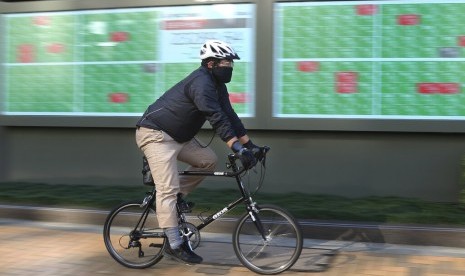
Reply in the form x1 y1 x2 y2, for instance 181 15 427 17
212 66 233 83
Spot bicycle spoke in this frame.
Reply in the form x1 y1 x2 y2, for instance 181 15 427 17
243 240 266 260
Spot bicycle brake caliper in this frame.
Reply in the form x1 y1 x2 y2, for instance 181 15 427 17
247 201 260 221
250 200 259 213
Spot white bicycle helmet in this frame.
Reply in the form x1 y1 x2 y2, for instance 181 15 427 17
200 40 240 60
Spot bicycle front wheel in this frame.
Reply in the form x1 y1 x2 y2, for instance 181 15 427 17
103 201 167 269
232 204 303 275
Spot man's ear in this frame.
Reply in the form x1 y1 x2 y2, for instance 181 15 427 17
207 60 215 69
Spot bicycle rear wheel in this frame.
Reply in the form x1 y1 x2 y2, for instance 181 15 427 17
103 201 167 269
232 204 303 275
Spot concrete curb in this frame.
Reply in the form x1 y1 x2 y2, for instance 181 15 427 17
1 204 464 248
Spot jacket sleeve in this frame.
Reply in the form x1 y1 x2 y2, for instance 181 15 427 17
217 85 247 138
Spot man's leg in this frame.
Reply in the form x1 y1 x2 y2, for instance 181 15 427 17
135 128 202 264
177 138 217 195
135 127 181 229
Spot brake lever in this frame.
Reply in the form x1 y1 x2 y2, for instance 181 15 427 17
257 146 269 166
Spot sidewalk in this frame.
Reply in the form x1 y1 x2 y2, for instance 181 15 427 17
2 204 465 247
2 218 465 276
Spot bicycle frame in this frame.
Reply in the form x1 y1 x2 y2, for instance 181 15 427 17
136 150 268 240
179 153 260 232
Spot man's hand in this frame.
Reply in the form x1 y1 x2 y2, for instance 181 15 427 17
231 141 257 169
244 140 259 151
243 140 263 161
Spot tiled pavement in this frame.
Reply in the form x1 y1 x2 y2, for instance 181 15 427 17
2 219 465 276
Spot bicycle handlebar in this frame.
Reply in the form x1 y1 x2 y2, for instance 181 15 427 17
228 146 270 176
231 145 270 159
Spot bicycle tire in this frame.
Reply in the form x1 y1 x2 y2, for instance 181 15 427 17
103 201 167 269
232 204 303 275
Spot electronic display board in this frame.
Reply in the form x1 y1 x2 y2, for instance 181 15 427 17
1 4 255 116
274 1 465 119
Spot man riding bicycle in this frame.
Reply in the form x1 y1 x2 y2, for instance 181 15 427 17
135 40 259 264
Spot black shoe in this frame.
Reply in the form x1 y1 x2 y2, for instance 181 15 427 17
165 241 203 264
177 193 195 213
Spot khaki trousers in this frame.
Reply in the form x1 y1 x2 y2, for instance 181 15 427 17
135 127 217 228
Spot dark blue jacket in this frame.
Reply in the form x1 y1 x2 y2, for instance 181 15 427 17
136 66 246 143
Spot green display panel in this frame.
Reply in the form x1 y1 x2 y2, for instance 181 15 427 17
2 4 255 116
274 1 465 119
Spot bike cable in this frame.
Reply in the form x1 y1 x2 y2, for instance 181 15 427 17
245 157 267 196
194 130 215 148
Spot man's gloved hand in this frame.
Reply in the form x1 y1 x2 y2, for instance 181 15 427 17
243 139 263 161
243 139 259 151
231 141 257 169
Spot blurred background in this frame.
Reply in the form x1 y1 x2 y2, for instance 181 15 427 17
1 0 465 205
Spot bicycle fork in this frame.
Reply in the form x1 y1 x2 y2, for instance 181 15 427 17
247 201 270 242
